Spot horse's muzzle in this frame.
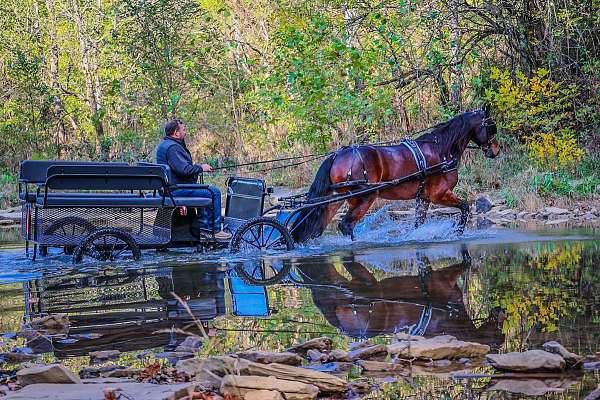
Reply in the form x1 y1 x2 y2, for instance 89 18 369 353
484 141 500 159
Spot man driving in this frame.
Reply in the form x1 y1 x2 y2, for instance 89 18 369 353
156 119 231 240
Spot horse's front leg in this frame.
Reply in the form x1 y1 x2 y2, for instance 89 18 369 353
415 196 431 228
431 190 470 235
338 195 377 240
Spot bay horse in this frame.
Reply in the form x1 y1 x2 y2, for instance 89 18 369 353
291 108 499 242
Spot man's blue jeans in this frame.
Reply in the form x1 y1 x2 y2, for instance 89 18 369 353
172 186 223 232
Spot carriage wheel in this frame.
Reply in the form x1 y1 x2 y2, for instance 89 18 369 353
229 217 294 253
72 228 141 264
43 216 96 256
233 259 293 286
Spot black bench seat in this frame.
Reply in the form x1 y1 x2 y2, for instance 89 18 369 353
35 194 211 208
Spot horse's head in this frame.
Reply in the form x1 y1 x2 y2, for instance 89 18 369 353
472 107 500 158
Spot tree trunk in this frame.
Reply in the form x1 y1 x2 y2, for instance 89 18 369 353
449 0 463 110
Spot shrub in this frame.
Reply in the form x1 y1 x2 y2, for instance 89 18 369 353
486 68 582 171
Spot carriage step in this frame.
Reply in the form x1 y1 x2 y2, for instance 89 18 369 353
330 180 368 190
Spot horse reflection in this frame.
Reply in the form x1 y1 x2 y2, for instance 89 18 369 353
298 247 504 348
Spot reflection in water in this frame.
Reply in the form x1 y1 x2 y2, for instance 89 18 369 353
3 238 599 398
293 247 504 347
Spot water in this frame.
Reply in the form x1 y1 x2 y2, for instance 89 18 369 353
0 221 599 398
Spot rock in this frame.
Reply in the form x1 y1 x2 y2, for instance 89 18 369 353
542 341 583 367
104 367 142 378
0 352 38 363
431 207 459 215
220 375 318 400
155 352 195 363
349 340 372 351
176 356 247 389
583 362 600 370
29 314 69 333
307 349 325 362
79 365 121 379
387 335 490 360
544 207 569 215
348 381 372 394
486 350 565 372
17 364 81 386
476 217 495 229
174 336 203 353
429 359 452 368
356 360 406 373
326 349 351 362
88 350 120 364
81 377 137 384
302 362 354 374
286 337 332 355
236 351 303 366
4 382 194 400
244 361 347 392
486 378 577 396
243 389 284 400
475 197 493 213
458 358 471 364
347 344 387 361
585 385 600 400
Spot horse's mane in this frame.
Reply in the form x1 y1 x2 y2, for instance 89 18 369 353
416 112 472 156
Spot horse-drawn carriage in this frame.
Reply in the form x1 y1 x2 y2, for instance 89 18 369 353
18 110 498 263
18 160 296 263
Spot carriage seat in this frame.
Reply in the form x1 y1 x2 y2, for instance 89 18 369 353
35 195 212 208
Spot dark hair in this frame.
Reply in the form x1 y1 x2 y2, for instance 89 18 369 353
164 119 184 136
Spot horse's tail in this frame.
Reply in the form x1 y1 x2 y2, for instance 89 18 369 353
291 153 336 243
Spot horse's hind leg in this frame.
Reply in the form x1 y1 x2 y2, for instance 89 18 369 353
338 195 377 240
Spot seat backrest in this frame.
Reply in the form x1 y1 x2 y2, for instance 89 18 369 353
225 177 266 220
137 162 172 184
45 165 167 191
19 160 128 184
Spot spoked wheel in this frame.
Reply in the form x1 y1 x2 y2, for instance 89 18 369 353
229 217 294 254
72 228 141 264
233 259 293 286
43 217 96 256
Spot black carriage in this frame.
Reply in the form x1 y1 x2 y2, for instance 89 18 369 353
18 160 295 263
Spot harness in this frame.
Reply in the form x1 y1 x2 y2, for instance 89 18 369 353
401 138 428 199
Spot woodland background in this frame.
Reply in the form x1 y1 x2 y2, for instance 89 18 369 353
1 0 599 208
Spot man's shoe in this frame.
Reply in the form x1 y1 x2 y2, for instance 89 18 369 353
214 230 232 241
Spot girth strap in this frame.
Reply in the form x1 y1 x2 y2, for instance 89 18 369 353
401 138 427 180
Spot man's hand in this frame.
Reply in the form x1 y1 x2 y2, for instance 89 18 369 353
200 163 213 172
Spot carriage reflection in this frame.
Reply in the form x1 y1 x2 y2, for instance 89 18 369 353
23 245 504 357
23 263 269 357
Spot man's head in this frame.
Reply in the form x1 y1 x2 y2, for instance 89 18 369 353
164 119 187 140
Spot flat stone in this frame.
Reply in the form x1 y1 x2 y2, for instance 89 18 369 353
245 361 347 392
302 362 354 374
221 375 318 400
429 359 452 368
4 382 194 400
542 341 583 367
0 352 38 363
546 218 570 225
585 385 600 400
584 362 600 370
326 349 351 362
17 364 81 386
174 336 202 353
349 340 372 351
88 350 120 363
235 351 304 366
544 207 569 215
104 367 143 378
286 337 332 355
81 377 137 384
79 364 121 379
307 349 325 362
486 350 565 372
388 335 490 360
357 360 406 373
347 344 387 361
243 389 284 400
431 207 459 215
176 356 246 389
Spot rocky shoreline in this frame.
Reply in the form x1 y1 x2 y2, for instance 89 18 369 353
1 315 600 399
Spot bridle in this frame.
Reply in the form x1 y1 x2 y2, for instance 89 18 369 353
475 110 498 153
